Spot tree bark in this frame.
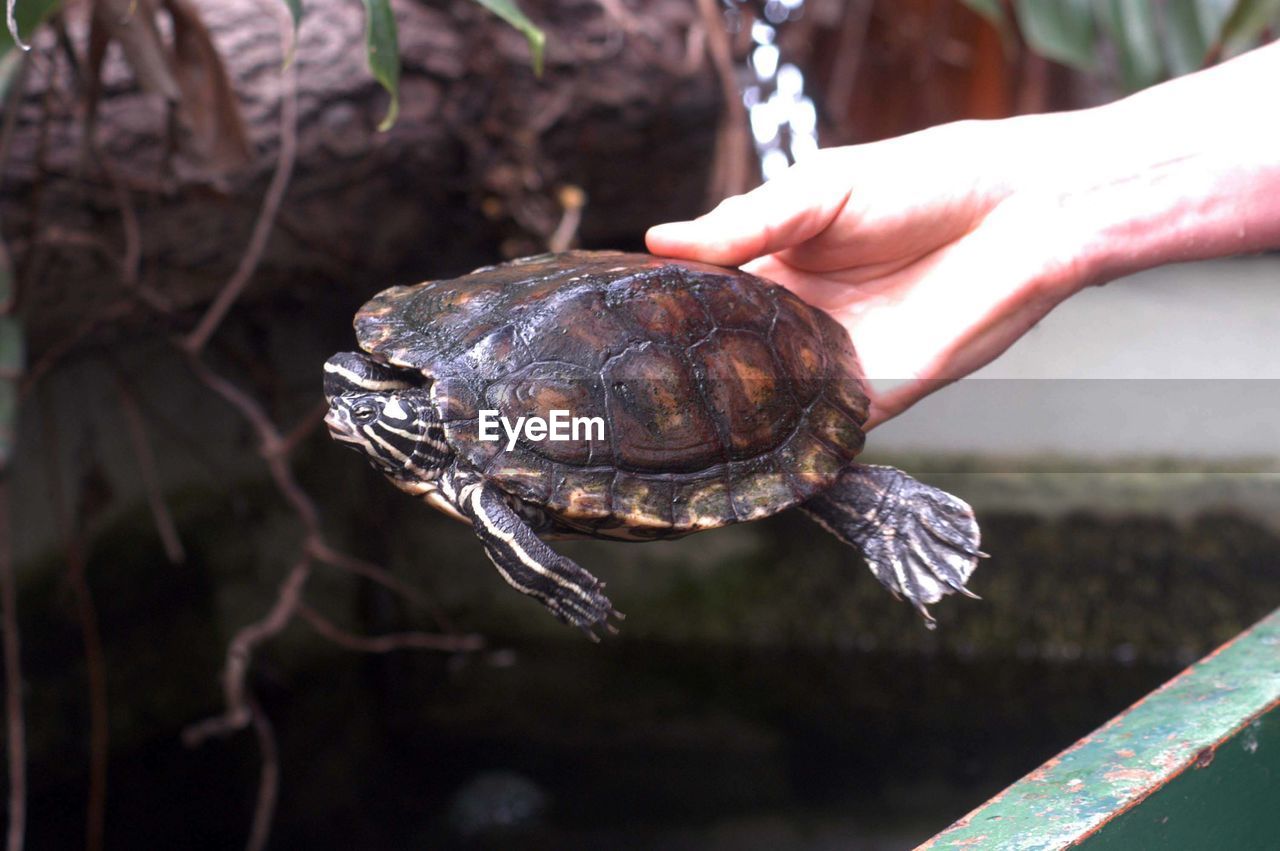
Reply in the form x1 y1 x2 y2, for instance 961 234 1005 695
2 0 722 350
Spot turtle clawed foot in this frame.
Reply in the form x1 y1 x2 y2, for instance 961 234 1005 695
545 577 623 640
864 494 983 622
588 608 627 641
578 612 625 643
912 600 939 631
803 465 983 627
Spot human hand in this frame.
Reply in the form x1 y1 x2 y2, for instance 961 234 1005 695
647 117 1099 428
647 41 1280 428
646 118 1095 427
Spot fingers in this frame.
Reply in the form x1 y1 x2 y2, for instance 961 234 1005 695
865 380 955 430
646 155 852 266
864 274 1072 429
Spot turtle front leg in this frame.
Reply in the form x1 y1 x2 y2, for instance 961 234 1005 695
443 473 621 638
801 464 985 629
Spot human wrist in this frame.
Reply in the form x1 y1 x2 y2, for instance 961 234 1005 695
1038 44 1280 292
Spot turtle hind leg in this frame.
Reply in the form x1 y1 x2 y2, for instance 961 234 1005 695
800 464 984 628
452 477 621 638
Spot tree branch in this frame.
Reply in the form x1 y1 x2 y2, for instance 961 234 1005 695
115 374 186 564
297 602 483 654
183 46 298 355
244 697 279 851
182 558 311 747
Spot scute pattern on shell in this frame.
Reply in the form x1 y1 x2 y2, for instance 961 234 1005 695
354 251 869 538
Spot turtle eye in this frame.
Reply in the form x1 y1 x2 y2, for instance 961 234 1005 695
351 402 379 424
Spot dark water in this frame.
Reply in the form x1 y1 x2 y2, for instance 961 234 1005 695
14 471 1280 849
19 603 1175 849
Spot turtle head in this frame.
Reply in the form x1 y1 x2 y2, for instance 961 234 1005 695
323 352 450 483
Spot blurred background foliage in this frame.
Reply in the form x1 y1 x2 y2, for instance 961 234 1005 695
964 0 1280 87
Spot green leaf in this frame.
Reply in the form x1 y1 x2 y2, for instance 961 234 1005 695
1098 0 1165 90
959 0 1007 31
6 0 26 50
281 0 303 67
1015 0 1099 71
1 0 62 56
282 0 302 28
1215 0 1280 54
1161 0 1212 75
361 0 399 131
1195 0 1240 37
470 0 546 76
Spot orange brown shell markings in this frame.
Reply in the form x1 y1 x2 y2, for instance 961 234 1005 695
354 251 869 538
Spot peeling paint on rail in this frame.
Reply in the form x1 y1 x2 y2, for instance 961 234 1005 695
921 607 1280 850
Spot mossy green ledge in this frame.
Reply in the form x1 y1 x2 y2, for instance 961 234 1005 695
922 606 1280 850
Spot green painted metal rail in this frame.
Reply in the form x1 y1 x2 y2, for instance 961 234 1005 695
923 607 1280 850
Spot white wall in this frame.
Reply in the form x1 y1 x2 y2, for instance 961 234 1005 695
872 255 1280 459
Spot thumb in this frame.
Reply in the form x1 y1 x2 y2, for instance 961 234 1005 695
646 156 850 266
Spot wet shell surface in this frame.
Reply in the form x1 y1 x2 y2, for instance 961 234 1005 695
354 251 870 538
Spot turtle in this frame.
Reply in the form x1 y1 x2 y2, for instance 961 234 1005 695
324 250 983 636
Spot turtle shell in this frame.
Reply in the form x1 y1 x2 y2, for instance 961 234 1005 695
354 251 869 538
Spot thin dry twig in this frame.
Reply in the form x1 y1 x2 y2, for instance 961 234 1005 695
183 558 311 746
547 184 585 253
181 351 470 851
0 481 27 851
98 369 227 481
245 698 279 851
680 20 707 76
594 0 660 37
16 45 57 307
99 159 153 305
297 603 483 654
278 401 328 458
18 301 138 400
10 9 478 849
824 0 873 139
182 354 467 689
185 355 450 615
32 225 117 257
8 9 475 851
183 353 319 529
50 13 82 91
696 0 754 205
40 402 108 851
115 375 186 564
182 343 464 681
183 52 298 354
28 216 166 315
305 539 455 632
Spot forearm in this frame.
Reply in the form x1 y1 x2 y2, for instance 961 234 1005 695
1043 40 1280 292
